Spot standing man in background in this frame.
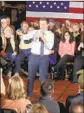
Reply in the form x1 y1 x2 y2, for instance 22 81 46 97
27 18 54 96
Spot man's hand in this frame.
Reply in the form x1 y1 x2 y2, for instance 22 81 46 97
50 50 54 54
39 32 47 44
16 30 23 36
12 51 17 56
0 50 6 56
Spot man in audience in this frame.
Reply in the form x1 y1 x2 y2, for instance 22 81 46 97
39 80 60 113
66 73 84 113
69 102 84 113
14 21 33 74
27 18 54 96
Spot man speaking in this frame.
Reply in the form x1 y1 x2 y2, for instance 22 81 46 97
27 18 54 96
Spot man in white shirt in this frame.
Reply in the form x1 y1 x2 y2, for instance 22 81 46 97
27 18 54 96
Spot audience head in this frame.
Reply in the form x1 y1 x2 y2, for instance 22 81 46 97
4 26 13 38
1 18 8 29
69 102 84 113
6 17 11 26
65 19 71 27
33 20 39 29
62 31 73 43
29 103 48 113
21 21 29 33
40 80 54 97
54 27 62 36
39 18 48 31
48 19 55 30
72 23 80 33
7 73 26 100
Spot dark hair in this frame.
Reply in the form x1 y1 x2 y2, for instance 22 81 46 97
39 17 48 24
62 31 73 43
69 102 84 113
40 80 54 96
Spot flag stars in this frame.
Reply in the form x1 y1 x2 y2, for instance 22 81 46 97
47 2 49 5
64 6 67 9
40 2 42 4
50 5 53 8
57 6 60 9
29 4 32 7
43 5 46 8
36 5 38 8
61 2 64 5
54 2 56 5
32 1 35 4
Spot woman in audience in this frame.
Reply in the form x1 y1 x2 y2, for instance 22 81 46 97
56 31 76 79
28 103 48 113
4 26 17 77
1 73 31 113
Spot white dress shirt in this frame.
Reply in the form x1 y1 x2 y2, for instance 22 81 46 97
21 30 54 55
31 30 54 55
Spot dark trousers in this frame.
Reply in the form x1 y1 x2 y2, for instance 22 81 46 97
27 54 49 96
56 55 74 78
6 52 16 72
73 55 84 83
15 49 31 73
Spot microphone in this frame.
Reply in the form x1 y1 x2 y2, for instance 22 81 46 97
39 31 45 43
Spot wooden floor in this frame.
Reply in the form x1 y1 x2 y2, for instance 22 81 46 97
3 74 78 105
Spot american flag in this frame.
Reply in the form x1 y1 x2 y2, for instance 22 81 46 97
26 1 84 23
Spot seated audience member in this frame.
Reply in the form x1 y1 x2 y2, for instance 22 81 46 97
66 73 84 113
26 103 48 113
73 34 84 83
55 31 76 79
1 73 31 113
69 102 84 113
4 26 17 77
14 21 33 73
39 80 60 113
